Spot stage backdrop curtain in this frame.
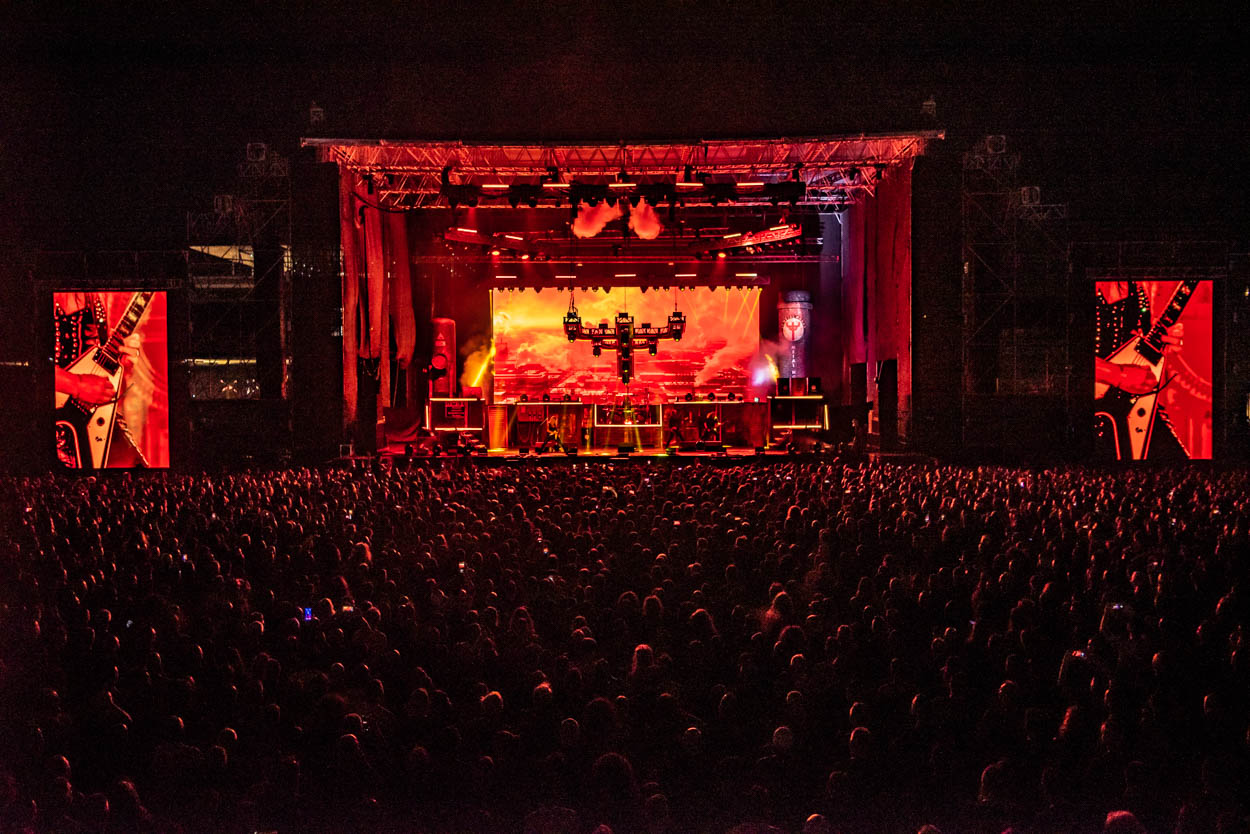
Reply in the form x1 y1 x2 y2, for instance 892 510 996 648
841 160 913 436
870 161 913 436
387 211 416 369
362 204 391 415
338 168 361 431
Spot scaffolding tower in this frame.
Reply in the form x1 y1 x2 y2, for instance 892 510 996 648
960 135 1070 452
185 143 292 402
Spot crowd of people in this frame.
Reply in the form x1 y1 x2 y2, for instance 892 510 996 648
2 461 1248 833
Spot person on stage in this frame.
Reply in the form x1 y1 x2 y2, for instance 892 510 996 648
665 406 687 446
534 413 563 453
699 409 720 443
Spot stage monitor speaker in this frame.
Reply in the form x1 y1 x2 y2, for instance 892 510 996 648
679 441 698 452
777 378 791 396
565 447 578 457
616 444 636 455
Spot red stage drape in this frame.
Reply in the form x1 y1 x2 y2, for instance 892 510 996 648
387 212 416 370
841 160 913 436
340 176 421 434
338 169 362 432
362 204 390 420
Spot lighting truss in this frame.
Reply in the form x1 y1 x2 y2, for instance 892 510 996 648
696 223 803 256
443 227 551 259
303 133 942 209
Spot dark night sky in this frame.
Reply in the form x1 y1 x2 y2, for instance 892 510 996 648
2 0 1247 249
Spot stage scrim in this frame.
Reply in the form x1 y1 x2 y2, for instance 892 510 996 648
492 288 760 402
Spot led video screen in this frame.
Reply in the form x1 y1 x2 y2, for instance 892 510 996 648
53 291 169 468
492 287 760 402
1094 280 1212 460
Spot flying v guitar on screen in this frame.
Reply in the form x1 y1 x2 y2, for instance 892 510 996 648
1094 279 1200 460
54 291 155 469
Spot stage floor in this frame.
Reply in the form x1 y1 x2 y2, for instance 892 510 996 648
331 445 891 468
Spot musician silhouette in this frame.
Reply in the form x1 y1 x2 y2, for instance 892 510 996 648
534 413 563 453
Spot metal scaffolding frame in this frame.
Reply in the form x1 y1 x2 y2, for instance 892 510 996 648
302 133 941 208
185 144 292 401
960 135 1070 446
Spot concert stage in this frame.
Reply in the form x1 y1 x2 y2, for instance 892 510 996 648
302 135 936 459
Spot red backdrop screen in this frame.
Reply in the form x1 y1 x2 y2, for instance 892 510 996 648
1094 280 1212 460
492 287 761 402
53 291 170 468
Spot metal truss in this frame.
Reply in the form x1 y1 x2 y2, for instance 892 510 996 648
302 133 941 209
186 144 293 400
960 135 1070 418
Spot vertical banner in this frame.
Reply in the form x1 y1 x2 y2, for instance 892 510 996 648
777 290 812 378
53 291 169 468
431 318 457 397
1094 280 1213 460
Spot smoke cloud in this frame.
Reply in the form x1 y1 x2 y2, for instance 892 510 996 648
749 340 784 387
572 200 623 239
460 332 493 393
627 199 663 240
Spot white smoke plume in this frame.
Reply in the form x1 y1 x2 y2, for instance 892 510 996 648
627 199 663 240
460 332 493 392
572 199 623 239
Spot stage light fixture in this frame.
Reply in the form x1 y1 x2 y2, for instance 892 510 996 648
507 183 543 208
635 182 678 207
703 180 738 206
763 180 806 205
439 166 482 209
570 181 611 207
717 251 727 259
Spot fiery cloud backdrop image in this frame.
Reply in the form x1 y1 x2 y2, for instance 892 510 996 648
491 287 762 402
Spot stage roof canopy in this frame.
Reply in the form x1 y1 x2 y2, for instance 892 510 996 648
303 133 941 210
